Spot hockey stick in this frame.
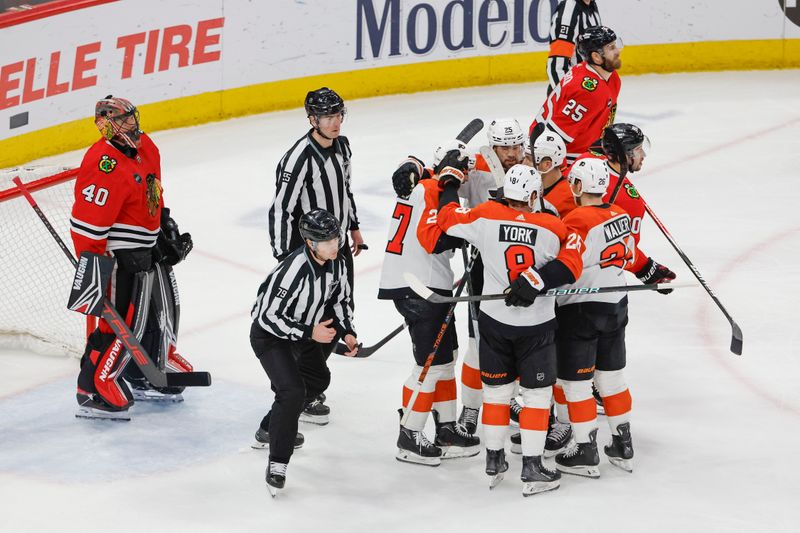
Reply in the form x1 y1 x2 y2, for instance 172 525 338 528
12 177 212 387
404 272 696 304
400 247 479 427
333 323 406 358
456 118 485 144
604 128 630 204
478 145 506 188
639 195 743 355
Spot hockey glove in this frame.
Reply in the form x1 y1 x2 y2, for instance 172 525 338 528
504 267 545 307
157 208 193 266
634 257 676 295
392 156 429 198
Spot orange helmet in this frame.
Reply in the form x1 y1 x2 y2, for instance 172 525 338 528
95 95 142 149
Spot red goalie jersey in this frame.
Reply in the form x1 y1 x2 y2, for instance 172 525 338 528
530 62 620 163
70 133 163 257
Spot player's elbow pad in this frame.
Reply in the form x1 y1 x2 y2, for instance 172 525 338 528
539 259 576 289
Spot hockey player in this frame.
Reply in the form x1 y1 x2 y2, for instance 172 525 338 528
436 158 583 495
378 153 481 466
534 131 574 218
552 157 638 477
268 87 365 420
546 0 602 95
250 209 358 494
70 95 194 420
389 119 527 436
531 25 622 164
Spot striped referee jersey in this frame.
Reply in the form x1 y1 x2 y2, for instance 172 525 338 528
251 246 354 341
546 0 601 94
268 131 359 259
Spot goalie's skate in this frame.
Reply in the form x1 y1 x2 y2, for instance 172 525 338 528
131 388 183 402
75 392 131 421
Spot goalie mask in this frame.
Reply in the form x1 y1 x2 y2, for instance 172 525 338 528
568 157 610 195
95 95 142 149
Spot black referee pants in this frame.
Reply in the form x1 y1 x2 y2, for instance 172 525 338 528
250 323 331 464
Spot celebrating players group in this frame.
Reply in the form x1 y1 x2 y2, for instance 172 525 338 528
66 0 677 497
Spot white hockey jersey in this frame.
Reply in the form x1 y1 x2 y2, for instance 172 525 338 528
378 179 456 300
437 199 582 333
557 204 635 308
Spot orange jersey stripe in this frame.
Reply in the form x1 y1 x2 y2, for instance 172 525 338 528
402 386 434 412
461 363 482 390
567 397 597 423
553 383 567 404
433 378 457 402
519 406 550 431
603 389 632 417
549 39 576 58
482 402 511 426
544 178 577 218
416 179 446 253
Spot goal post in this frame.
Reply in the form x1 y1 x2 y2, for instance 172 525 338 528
0 166 95 357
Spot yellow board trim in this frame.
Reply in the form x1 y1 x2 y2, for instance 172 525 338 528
2 39 798 168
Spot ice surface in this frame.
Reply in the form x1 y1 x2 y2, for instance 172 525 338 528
2 70 799 532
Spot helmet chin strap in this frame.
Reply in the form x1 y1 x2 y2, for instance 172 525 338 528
311 116 334 141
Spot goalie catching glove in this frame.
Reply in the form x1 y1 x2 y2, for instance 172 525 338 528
156 207 193 266
504 267 546 307
392 156 430 198
634 257 675 294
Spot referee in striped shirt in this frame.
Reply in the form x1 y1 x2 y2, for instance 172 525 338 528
546 0 602 95
252 209 359 491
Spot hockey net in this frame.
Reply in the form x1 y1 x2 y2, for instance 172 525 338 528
0 166 93 357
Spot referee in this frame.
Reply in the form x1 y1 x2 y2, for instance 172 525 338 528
268 87 366 416
252 209 359 494
546 0 602 95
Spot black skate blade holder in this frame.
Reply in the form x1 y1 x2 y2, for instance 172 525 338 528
11 174 212 389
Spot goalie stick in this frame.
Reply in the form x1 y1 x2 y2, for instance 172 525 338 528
404 272 696 304
12 177 212 388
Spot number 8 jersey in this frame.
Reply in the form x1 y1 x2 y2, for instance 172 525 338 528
378 179 457 300
70 134 163 257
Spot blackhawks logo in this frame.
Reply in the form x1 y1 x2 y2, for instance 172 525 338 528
145 173 162 217
98 155 117 174
581 76 598 92
625 183 640 199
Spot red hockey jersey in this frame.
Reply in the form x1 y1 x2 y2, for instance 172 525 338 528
70 134 163 256
531 62 620 162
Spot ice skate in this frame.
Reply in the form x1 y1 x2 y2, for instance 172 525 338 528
604 422 634 472
131 388 184 403
299 397 330 425
485 448 508 489
544 418 573 457
266 460 287 497
457 406 480 435
396 408 441 466
432 411 480 459
251 427 305 450
509 396 523 426
555 428 600 478
75 392 131 421
521 455 561 496
510 432 522 454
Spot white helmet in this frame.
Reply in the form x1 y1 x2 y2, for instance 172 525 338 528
568 157 610 195
502 164 542 208
533 131 566 168
487 118 525 147
433 138 468 166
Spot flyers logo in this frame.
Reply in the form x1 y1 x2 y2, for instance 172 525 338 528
98 155 117 174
